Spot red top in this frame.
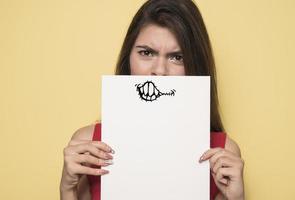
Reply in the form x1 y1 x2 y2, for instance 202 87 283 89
87 123 226 200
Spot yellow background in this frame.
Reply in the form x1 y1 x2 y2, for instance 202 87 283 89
0 0 294 199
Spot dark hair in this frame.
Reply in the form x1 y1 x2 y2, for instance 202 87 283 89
115 0 224 132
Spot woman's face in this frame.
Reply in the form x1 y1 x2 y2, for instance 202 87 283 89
130 24 185 76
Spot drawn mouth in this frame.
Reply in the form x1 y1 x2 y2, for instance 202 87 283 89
135 81 176 102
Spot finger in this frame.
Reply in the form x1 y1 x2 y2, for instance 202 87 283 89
209 150 226 167
211 171 228 187
199 148 223 162
215 167 233 182
90 141 115 153
69 140 115 154
200 147 238 163
211 173 227 195
213 160 244 183
210 153 244 176
75 164 110 176
65 144 113 160
75 154 113 167
77 154 113 167
210 156 234 173
218 177 229 185
74 144 114 160
209 149 240 169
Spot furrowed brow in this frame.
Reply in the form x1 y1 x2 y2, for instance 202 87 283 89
135 45 158 55
135 45 182 56
167 51 183 57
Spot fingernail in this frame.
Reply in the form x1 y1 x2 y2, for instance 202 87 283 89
97 169 109 175
199 156 204 163
102 170 109 175
105 159 113 165
220 179 228 185
107 154 113 159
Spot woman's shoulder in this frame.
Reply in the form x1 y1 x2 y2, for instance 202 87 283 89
70 122 99 141
225 135 241 157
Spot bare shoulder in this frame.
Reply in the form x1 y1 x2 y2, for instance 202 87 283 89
71 123 96 141
225 135 241 157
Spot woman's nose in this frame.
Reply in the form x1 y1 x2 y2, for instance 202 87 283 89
151 57 168 76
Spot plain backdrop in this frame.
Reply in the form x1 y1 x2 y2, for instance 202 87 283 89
0 0 294 199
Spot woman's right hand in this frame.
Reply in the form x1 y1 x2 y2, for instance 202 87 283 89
61 137 115 191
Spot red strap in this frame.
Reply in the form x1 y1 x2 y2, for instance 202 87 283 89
92 123 101 141
210 132 227 200
87 123 101 200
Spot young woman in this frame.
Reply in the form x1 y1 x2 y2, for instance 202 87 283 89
60 0 245 199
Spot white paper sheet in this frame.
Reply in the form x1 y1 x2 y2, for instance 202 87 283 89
101 75 210 200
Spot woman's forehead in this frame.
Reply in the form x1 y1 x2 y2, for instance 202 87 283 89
134 24 181 51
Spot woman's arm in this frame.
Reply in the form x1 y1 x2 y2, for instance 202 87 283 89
60 125 93 200
201 136 245 200
60 124 114 200
214 192 227 200
60 169 78 200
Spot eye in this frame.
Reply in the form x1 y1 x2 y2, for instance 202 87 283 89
169 54 183 64
138 50 153 57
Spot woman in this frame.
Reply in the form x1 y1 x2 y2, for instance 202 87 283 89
60 0 245 199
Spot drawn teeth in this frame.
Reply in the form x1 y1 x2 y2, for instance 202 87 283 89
148 82 153 96
143 84 148 95
136 80 176 102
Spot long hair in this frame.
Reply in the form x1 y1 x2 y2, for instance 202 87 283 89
115 0 224 132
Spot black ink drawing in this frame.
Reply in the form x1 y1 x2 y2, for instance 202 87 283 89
135 81 176 102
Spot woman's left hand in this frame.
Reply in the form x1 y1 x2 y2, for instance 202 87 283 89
199 147 245 200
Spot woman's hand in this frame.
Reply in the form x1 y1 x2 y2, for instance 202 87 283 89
199 146 245 200
60 137 115 193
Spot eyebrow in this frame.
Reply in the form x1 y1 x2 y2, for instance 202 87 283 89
135 45 182 56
